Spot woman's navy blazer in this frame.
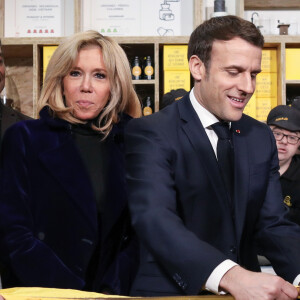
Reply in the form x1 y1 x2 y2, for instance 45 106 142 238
0 107 138 295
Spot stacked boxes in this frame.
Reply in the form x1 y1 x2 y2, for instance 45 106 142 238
255 72 277 121
244 93 257 119
244 49 277 121
163 45 190 94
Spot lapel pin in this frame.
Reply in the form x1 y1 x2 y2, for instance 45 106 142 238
235 129 241 134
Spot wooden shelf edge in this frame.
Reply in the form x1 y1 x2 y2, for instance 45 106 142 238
245 0 300 10
6 35 300 47
133 80 155 85
1 37 64 45
1 36 190 45
264 35 300 44
286 80 300 85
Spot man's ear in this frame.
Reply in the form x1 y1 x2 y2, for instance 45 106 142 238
189 55 205 81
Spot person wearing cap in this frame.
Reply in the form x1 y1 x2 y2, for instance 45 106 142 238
292 98 300 110
267 105 300 225
0 39 30 147
160 89 188 110
292 98 300 155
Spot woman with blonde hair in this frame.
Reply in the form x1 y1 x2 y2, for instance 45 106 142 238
0 30 141 295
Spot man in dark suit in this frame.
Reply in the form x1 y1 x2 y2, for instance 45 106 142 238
125 16 300 299
0 40 30 145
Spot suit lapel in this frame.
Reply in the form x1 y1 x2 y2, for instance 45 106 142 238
231 119 250 243
178 95 231 212
39 135 97 231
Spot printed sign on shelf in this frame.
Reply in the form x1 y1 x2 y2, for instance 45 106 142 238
82 0 192 36
5 0 64 37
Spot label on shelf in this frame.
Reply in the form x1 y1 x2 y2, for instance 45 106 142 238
256 73 277 98
144 66 154 76
5 0 64 37
82 0 192 36
163 45 189 71
164 70 190 94
261 49 277 73
243 93 257 119
143 106 153 116
132 66 142 77
256 97 276 122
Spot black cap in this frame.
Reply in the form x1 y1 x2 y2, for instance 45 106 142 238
160 89 188 109
267 105 300 132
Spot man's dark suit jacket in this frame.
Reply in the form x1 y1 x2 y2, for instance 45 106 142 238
125 93 300 296
0 100 31 143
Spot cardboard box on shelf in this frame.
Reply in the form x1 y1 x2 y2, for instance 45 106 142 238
243 93 257 119
163 45 189 71
164 70 190 94
261 49 277 73
256 97 276 122
286 48 300 80
43 46 58 80
256 73 277 98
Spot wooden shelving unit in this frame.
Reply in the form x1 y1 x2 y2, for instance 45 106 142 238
0 1 201 117
242 0 300 106
244 0 300 10
1 0 300 117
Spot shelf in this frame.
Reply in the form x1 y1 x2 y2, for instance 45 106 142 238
286 80 300 85
245 0 300 10
0 0 298 118
133 80 155 85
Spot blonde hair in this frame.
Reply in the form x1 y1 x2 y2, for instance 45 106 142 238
38 30 141 136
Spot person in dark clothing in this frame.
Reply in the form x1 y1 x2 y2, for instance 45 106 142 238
160 89 188 110
267 105 300 225
0 39 30 146
292 98 300 155
0 30 140 295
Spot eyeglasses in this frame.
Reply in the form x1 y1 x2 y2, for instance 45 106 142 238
272 130 300 145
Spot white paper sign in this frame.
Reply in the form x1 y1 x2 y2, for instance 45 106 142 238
83 0 141 36
82 0 192 36
141 0 181 36
5 0 63 37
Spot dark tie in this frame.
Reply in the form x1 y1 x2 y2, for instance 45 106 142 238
211 122 234 200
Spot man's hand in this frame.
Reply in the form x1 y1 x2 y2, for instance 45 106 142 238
219 265 299 300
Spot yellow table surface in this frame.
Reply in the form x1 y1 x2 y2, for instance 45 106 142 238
0 287 233 300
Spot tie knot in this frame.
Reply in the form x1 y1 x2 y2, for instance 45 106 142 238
211 122 231 140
